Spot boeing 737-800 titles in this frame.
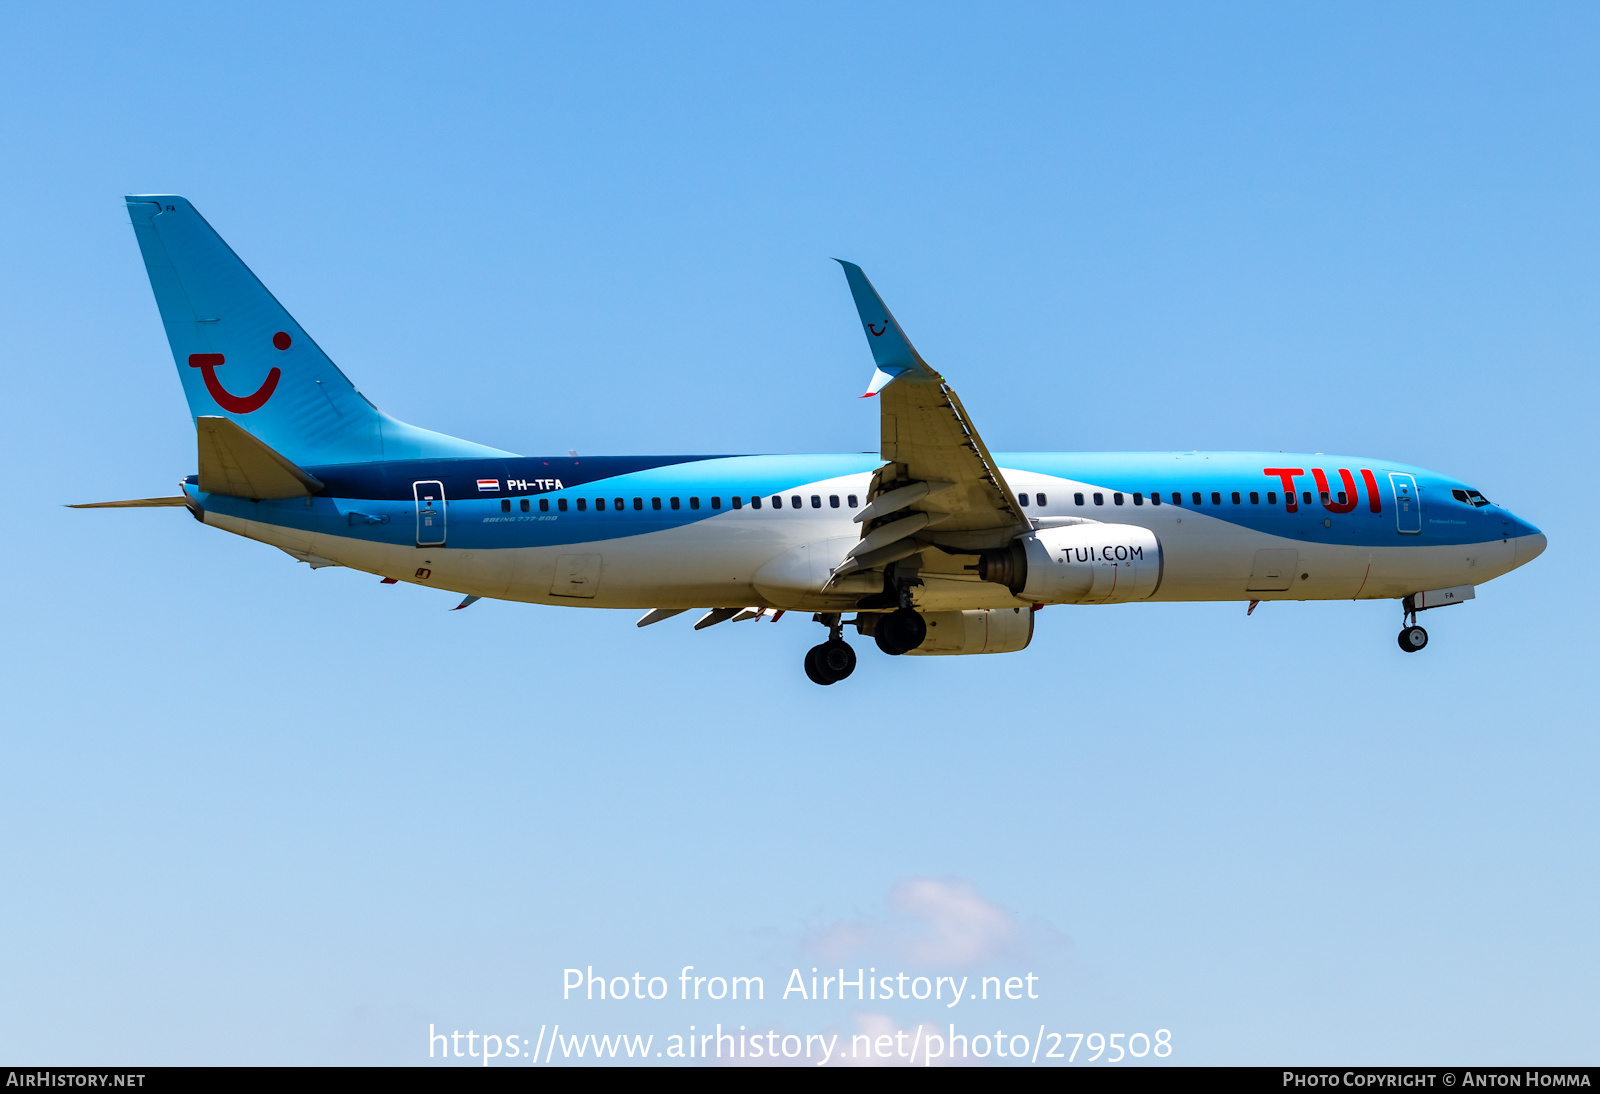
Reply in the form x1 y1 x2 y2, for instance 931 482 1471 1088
79 197 1547 684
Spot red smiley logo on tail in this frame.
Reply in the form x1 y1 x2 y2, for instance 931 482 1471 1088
867 321 889 337
187 334 290 413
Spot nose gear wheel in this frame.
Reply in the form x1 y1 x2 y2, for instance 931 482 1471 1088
1397 625 1428 653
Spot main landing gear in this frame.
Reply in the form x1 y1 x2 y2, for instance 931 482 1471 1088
1397 596 1428 653
803 606 930 684
804 614 857 686
872 607 926 656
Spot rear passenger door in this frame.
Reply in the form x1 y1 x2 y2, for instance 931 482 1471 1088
413 480 446 546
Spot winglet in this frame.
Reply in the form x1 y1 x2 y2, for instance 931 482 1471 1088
834 260 937 396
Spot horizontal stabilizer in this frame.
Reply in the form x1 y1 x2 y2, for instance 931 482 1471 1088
68 496 188 508
197 415 324 499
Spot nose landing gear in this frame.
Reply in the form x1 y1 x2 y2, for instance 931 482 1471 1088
804 613 858 685
1397 596 1428 653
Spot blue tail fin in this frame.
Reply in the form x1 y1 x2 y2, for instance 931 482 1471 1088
124 196 512 465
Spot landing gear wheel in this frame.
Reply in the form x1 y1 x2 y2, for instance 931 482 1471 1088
805 641 857 685
1398 625 1429 653
804 644 836 685
820 639 856 680
874 608 927 656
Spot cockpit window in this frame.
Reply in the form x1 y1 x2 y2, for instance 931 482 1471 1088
1452 488 1491 508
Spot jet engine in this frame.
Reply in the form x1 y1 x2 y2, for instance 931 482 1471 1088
976 524 1163 604
901 607 1035 655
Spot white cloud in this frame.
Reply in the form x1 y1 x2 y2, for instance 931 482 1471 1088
807 877 1024 967
889 878 1019 965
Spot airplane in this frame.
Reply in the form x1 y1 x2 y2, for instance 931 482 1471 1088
78 196 1547 685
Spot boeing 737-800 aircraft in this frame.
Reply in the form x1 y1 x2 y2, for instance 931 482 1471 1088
80 196 1547 684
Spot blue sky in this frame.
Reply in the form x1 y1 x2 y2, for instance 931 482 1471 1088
1 1 1596 1066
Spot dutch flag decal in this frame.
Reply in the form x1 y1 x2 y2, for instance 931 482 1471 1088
477 479 500 492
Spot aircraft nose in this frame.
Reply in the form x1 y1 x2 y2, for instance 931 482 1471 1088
1514 530 1547 568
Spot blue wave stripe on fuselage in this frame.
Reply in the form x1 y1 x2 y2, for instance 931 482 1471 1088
309 454 730 501
188 450 1536 550
190 454 881 550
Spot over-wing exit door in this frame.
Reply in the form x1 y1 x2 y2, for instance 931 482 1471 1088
1389 473 1420 534
414 480 446 545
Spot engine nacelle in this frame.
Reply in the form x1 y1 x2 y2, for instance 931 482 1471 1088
978 524 1163 604
902 607 1034 656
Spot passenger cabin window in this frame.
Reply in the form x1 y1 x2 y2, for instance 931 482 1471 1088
847 494 859 508
1133 492 1144 505
594 498 604 511
1150 492 1161 506
771 496 782 508
711 497 721 509
670 497 681 510
520 499 530 512
689 497 700 510
576 498 587 511
1035 493 1046 506
1249 492 1259 504
539 498 549 512
1231 491 1241 504
811 495 821 508
500 499 510 512
1337 492 1347 505
1266 492 1276 505
1114 492 1124 505
791 495 801 508
751 496 762 509
652 497 662 510
830 495 840 508
558 498 569 512
1302 491 1312 505
1210 492 1221 505
1192 492 1202 504
1018 492 1029 507
1074 492 1085 506
732 496 743 509
1093 492 1104 505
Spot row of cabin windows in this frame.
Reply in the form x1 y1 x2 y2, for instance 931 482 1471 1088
499 494 863 513
1059 489 1346 507
499 487 1350 514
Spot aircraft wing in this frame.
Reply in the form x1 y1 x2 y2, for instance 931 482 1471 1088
833 261 1028 573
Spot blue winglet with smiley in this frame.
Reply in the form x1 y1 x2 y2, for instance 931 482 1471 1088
833 259 939 397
